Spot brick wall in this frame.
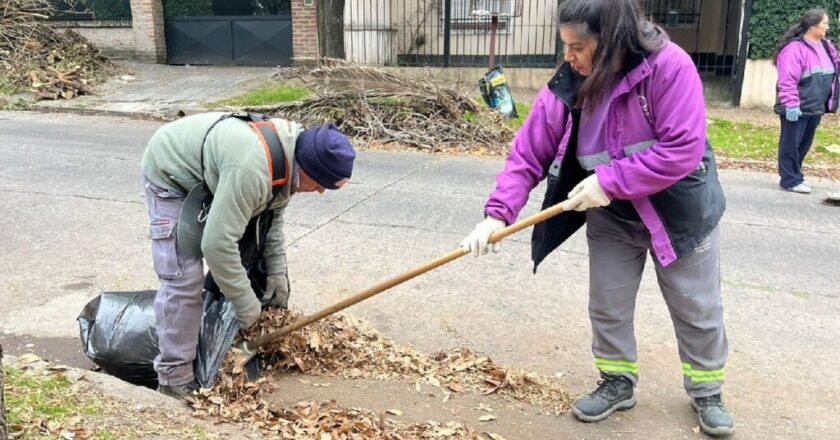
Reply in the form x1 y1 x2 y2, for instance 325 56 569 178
129 0 166 62
60 0 165 63
71 26 138 60
291 0 319 64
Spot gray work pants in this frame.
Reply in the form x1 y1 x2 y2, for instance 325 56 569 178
141 174 205 386
586 208 728 398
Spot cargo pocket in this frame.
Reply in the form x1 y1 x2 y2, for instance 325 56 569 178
150 220 182 279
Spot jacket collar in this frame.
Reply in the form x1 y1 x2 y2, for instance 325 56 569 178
612 50 653 98
547 62 583 110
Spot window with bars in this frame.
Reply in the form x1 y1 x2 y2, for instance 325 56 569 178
440 0 514 34
640 0 701 27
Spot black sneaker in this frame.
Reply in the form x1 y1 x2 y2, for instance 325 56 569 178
692 393 735 437
572 376 636 422
157 379 199 399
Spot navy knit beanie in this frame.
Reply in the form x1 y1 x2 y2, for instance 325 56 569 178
295 123 356 189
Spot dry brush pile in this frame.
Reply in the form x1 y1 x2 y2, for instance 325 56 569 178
1 0 116 100
244 59 516 151
187 308 574 439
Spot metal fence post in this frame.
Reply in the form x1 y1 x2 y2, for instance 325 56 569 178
444 0 452 67
733 0 754 107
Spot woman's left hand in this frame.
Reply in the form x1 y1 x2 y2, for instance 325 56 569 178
565 174 610 211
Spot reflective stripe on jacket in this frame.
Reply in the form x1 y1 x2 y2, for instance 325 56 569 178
775 38 840 116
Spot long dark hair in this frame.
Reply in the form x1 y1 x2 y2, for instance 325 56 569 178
557 0 666 108
771 9 828 65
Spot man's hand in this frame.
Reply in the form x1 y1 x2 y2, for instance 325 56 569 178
565 174 610 212
263 273 290 309
459 217 506 257
228 293 261 329
785 106 802 122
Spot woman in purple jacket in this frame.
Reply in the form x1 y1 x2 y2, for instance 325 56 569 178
773 9 839 194
460 0 732 436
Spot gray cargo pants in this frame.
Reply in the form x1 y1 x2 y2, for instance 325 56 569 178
142 174 205 386
586 208 728 398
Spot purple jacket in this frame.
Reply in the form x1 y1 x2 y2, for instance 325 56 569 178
775 38 840 116
485 42 725 268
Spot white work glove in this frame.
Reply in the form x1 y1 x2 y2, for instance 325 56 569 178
228 292 261 330
262 273 290 309
564 174 610 212
459 216 506 257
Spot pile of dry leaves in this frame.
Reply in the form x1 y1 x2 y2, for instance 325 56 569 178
243 59 516 151
188 309 572 438
0 0 116 100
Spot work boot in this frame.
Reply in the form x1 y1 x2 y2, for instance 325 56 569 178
691 393 735 437
157 379 199 400
572 375 636 422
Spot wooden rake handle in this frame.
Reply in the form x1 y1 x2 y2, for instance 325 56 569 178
247 200 569 351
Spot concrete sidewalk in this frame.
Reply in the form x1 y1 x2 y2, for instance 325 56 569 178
31 61 275 120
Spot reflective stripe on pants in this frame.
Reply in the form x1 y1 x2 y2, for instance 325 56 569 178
586 208 728 397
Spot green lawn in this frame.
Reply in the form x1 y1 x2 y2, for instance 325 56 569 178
708 117 840 165
210 83 312 108
3 364 218 439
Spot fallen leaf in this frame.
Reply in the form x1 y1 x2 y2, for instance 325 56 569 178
478 414 497 422
386 409 403 416
447 381 465 393
17 353 42 364
309 331 323 350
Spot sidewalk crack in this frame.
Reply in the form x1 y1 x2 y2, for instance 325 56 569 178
289 158 442 246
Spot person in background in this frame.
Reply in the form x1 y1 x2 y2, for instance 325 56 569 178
773 9 839 194
459 0 733 436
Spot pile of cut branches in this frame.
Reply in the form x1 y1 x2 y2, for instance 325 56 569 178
246 59 515 150
1 0 115 100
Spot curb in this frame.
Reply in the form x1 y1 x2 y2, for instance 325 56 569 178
26 104 208 122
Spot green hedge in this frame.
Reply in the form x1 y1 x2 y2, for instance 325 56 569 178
749 0 840 59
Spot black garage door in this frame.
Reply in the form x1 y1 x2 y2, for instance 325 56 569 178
164 0 293 66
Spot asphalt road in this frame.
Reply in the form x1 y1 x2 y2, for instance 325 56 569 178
1 111 838 439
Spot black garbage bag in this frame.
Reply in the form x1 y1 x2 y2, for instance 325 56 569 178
78 289 239 389
77 290 159 387
79 207 274 388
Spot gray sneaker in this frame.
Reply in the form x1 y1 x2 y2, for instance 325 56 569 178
157 379 199 399
572 376 636 422
692 393 735 437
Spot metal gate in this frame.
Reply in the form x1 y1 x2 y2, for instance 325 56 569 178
339 0 559 68
639 0 742 103
165 15 292 65
164 0 293 66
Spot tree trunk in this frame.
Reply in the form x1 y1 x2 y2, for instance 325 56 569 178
0 344 8 440
317 0 346 59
